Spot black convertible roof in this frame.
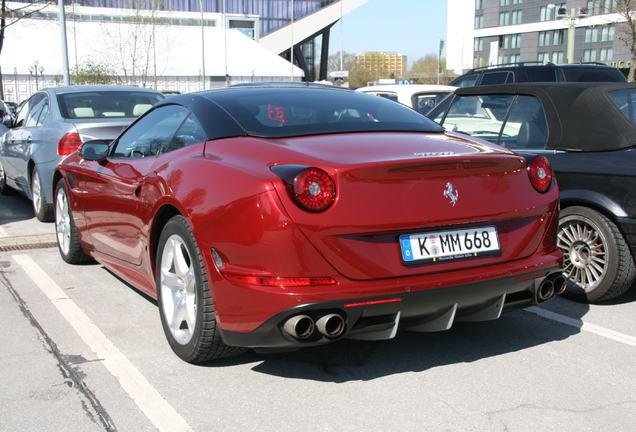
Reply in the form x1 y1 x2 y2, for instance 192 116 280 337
454 82 636 152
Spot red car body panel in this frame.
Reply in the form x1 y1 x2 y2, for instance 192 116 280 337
59 131 560 335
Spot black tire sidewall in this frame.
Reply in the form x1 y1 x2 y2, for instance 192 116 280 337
156 216 206 361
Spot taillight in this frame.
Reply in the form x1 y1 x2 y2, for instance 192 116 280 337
58 133 84 156
272 165 337 212
221 273 337 287
527 155 553 193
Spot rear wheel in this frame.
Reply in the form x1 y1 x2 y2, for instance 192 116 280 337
558 206 636 302
55 179 92 264
32 167 54 222
156 215 245 363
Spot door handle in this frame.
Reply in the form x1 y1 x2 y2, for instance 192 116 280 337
26 137 32 143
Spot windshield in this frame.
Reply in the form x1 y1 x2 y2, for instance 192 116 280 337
57 91 164 119
208 87 444 138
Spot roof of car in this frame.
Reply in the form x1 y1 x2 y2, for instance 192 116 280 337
453 82 636 152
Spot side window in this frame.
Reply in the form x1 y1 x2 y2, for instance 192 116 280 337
480 71 514 85
526 68 559 82
26 97 49 127
14 94 45 128
502 96 548 149
452 74 479 88
609 88 636 124
112 105 190 158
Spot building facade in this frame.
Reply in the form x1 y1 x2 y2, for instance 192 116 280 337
447 0 629 74
351 51 408 79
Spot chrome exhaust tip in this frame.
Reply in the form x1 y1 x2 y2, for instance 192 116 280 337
283 315 315 339
316 313 345 338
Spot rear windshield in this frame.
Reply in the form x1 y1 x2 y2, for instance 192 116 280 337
57 91 164 119
208 87 443 138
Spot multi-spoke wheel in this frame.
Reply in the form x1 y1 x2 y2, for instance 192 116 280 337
156 215 245 362
55 179 91 264
32 167 54 222
558 206 635 302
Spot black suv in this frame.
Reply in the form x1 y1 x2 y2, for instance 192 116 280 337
427 82 636 303
449 62 626 87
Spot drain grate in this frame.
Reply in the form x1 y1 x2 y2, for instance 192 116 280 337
0 242 58 252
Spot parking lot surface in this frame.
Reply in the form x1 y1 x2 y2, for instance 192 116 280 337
1 192 636 431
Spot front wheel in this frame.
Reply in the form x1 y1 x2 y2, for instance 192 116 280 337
156 215 245 363
558 206 636 302
32 167 54 222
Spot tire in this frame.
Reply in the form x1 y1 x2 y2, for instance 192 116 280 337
32 167 54 222
55 179 92 264
0 161 14 195
558 206 636 302
156 215 246 363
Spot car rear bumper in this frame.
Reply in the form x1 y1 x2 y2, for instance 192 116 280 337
218 266 564 350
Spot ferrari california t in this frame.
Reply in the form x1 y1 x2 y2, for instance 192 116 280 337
53 84 563 363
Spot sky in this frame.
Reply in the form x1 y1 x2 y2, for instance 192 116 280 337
328 0 448 65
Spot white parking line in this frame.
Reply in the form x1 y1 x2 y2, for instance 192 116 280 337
527 306 636 347
13 254 193 432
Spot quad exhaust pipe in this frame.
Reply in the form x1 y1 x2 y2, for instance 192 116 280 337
283 313 346 340
537 274 567 302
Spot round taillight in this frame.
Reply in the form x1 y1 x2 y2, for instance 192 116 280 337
527 155 553 193
292 168 336 212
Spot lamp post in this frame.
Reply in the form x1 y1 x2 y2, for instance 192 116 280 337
28 61 44 91
548 4 589 64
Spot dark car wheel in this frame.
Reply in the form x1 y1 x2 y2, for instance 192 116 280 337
156 215 246 363
55 179 92 264
32 167 54 222
558 206 636 302
0 162 14 195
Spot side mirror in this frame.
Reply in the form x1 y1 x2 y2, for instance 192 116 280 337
80 140 110 161
2 115 13 128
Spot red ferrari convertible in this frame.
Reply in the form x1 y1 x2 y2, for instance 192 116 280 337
53 84 563 363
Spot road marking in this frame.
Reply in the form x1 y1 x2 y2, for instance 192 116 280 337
527 306 636 347
13 254 193 432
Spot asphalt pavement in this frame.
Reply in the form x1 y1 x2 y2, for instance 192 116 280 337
2 191 636 432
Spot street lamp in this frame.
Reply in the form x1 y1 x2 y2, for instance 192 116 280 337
28 61 44 91
548 4 589 64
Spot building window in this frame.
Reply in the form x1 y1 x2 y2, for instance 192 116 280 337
539 31 549 47
583 49 597 62
512 0 522 3
475 14 484 29
510 53 521 63
511 34 521 49
538 52 550 62
600 47 614 61
512 9 522 25
585 27 598 43
553 29 564 45
475 0 484 10
553 51 565 63
602 25 615 41
474 38 484 51
500 0 510 5
500 11 510 26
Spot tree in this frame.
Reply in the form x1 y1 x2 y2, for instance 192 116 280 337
100 0 169 88
71 59 118 85
0 0 55 99
410 54 451 84
592 0 636 81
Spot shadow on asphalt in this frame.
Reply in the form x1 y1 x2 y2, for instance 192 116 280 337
0 192 35 223
208 302 588 381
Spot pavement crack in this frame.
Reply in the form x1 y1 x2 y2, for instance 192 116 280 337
0 264 118 432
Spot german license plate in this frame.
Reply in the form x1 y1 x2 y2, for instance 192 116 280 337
400 226 500 264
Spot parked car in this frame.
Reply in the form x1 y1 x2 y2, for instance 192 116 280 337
0 86 165 221
53 84 563 363
355 84 457 115
427 82 636 302
449 62 626 88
